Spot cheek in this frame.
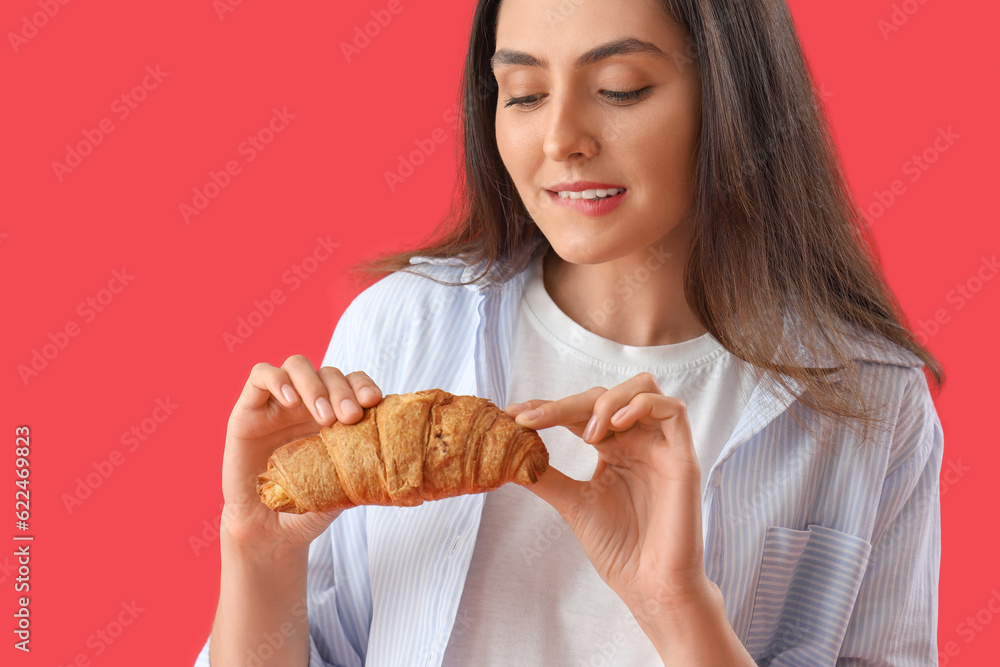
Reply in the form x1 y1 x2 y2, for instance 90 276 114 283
630 106 699 181
497 114 523 148
495 118 535 180
495 114 512 160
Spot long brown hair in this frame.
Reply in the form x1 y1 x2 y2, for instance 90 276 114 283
348 0 944 448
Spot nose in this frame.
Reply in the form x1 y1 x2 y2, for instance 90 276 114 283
542 89 601 162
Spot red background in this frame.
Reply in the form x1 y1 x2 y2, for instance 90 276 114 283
2 0 996 664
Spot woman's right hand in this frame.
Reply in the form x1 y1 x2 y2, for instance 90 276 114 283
219 354 383 557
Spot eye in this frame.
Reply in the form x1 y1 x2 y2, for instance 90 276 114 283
502 87 653 109
602 88 652 103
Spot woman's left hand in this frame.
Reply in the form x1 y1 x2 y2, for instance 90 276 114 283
505 372 718 626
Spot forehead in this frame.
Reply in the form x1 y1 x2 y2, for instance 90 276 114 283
493 0 684 71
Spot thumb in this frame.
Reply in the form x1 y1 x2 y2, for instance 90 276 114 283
318 509 344 524
525 463 586 520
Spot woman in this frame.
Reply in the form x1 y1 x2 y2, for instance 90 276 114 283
197 0 944 664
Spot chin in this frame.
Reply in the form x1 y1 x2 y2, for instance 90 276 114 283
542 234 628 267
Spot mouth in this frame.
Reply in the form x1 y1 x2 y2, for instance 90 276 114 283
545 186 627 199
545 188 628 217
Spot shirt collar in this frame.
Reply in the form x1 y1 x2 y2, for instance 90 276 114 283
776 309 924 369
409 248 922 369
409 247 923 515
408 237 547 291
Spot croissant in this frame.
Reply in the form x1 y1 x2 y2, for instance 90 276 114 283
256 388 549 513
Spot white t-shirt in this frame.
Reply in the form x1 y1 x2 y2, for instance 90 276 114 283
442 250 759 665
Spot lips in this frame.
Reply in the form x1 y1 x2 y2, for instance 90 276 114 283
546 181 627 193
546 188 627 217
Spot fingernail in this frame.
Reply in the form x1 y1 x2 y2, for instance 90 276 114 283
315 396 334 422
520 408 543 421
611 405 630 423
583 415 598 442
358 386 379 403
506 402 527 412
341 398 361 418
281 384 297 404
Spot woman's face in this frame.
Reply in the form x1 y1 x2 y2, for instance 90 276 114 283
493 0 702 266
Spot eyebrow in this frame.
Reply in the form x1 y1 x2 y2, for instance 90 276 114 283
490 37 670 72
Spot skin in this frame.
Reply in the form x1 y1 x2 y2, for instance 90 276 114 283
492 0 708 348
212 1 754 664
493 1 756 662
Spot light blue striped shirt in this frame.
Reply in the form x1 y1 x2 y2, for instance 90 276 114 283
194 249 942 666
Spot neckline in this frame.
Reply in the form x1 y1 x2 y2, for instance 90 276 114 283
521 249 727 372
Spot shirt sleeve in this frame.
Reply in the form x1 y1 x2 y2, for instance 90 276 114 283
191 288 381 667
837 368 944 665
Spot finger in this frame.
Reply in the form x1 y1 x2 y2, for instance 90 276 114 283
239 361 299 412
506 401 595 444
315 366 365 424
344 371 383 408
624 396 702 543
281 355 340 426
613 393 700 478
513 386 607 429
616 393 693 450
515 373 662 442
503 399 549 416
581 373 664 444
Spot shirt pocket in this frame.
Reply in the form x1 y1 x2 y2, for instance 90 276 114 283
745 524 872 666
